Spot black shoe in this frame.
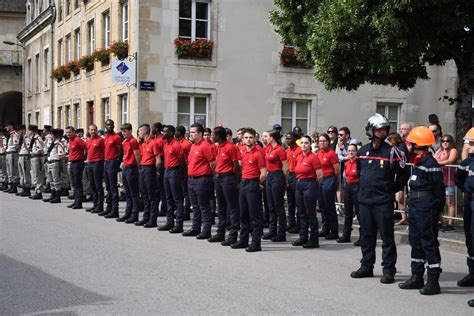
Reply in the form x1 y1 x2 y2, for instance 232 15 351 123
85 207 95 212
262 232 275 240
303 239 320 248
20 189 31 197
380 273 395 284
44 186 51 193
116 215 130 222
67 203 75 208
457 273 474 287
196 231 211 239
318 230 329 238
399 275 424 290
125 215 139 224
144 222 158 228
68 194 75 200
49 194 61 203
246 243 262 252
292 238 308 246
208 234 225 243
419 274 440 295
104 211 119 219
71 205 83 209
98 209 110 216
91 208 102 214
350 267 374 278
354 239 361 247
221 239 237 246
158 223 174 231
8 184 18 194
134 219 148 226
42 190 54 202
271 233 286 242
182 229 199 237
468 299 474 307
169 226 183 234
60 188 69 196
30 193 43 200
288 226 299 234
325 232 339 240
231 240 248 249
337 235 351 243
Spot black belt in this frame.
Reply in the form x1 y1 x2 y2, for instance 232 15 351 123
216 172 234 178
6 152 18 154
70 160 85 163
188 175 211 179
0 153 6 156
410 191 433 200
166 166 180 170
241 178 259 181
124 165 137 169
140 164 156 168
297 178 316 182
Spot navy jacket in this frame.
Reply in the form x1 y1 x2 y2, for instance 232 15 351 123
357 141 409 205
455 155 474 196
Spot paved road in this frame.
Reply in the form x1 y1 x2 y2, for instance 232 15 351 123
1 193 473 315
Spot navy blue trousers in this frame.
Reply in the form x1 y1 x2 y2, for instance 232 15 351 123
215 173 240 240
122 166 139 217
343 183 359 235
359 202 397 275
463 194 474 272
139 165 158 224
266 170 287 235
70 160 84 207
87 160 104 210
239 179 263 245
104 160 120 212
287 172 297 226
188 176 213 233
164 167 184 228
295 179 319 241
319 175 338 234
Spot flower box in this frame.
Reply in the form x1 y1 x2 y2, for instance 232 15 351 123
65 60 80 76
174 37 214 59
110 41 129 60
92 48 110 65
51 67 63 82
79 55 95 72
280 46 313 68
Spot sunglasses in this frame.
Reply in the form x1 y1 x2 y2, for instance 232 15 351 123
327 130 335 133
432 130 439 133
442 139 450 143
338 134 345 137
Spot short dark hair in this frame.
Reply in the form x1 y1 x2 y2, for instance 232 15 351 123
65 126 75 132
243 127 256 136
121 123 133 131
105 119 115 125
164 125 176 135
225 128 232 137
152 122 163 133
176 125 186 135
139 123 151 134
301 135 312 143
213 126 226 141
339 127 350 136
319 133 331 142
190 123 204 134
204 127 212 134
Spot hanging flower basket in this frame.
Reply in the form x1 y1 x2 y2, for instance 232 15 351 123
92 48 111 65
174 37 214 59
110 41 129 60
65 60 80 76
79 55 95 72
280 46 313 68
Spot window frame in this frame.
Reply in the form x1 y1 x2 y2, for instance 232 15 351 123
281 99 311 134
103 97 110 122
120 94 129 126
376 102 401 132
74 103 81 128
179 0 211 40
27 58 32 95
177 94 209 129
87 20 95 54
43 47 49 90
57 39 63 66
74 28 81 60
103 11 111 48
34 53 40 93
122 1 129 42
65 33 72 63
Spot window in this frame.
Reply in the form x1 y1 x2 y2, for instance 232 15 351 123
74 0 79 10
103 98 110 121
74 28 81 60
27 58 32 94
376 102 401 132
34 53 40 93
179 0 210 40
57 39 63 66
121 1 129 42
103 11 111 48
65 0 71 16
281 100 310 134
58 1 63 22
35 111 40 125
44 48 49 89
120 94 128 126
27 112 32 125
65 34 72 62
74 103 81 128
88 20 95 54
57 107 63 128
177 95 208 128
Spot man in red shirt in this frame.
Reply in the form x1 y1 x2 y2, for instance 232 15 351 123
136 123 161 228
232 128 267 252
103 119 123 218
85 124 106 214
209 126 241 245
176 125 192 220
285 132 302 234
158 125 186 233
182 123 216 239
152 122 167 216
65 126 87 209
120 123 141 223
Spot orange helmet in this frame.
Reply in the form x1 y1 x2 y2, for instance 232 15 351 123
464 127 474 142
407 126 435 147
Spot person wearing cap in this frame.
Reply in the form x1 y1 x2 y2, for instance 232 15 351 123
350 114 409 284
27 125 45 200
396 126 445 295
455 128 474 306
0 128 7 190
118 123 141 223
182 123 216 239
65 126 87 209
175 125 192 220
103 119 123 219
158 125 186 233
4 121 20 193
42 125 53 193
16 124 32 196
43 128 67 203
85 124 106 215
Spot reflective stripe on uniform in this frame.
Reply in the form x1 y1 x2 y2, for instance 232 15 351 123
416 166 442 172
428 263 441 268
358 156 401 162
411 258 425 263
458 165 470 171
468 256 474 261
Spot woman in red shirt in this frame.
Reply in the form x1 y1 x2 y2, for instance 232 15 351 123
263 129 289 242
337 144 360 244
316 133 341 240
293 135 323 248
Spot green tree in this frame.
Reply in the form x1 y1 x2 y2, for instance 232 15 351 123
270 0 473 145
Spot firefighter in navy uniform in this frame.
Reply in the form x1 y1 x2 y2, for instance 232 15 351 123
351 113 409 284
398 126 445 295
454 128 474 307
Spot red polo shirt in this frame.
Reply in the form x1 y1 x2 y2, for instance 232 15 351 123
139 137 159 166
154 134 164 156
163 138 183 168
68 135 87 162
295 151 321 180
264 144 287 172
241 146 265 180
178 138 192 162
316 148 339 177
86 135 105 162
215 141 240 174
123 136 139 166
286 145 302 173
187 139 215 177
344 159 359 184
105 132 123 160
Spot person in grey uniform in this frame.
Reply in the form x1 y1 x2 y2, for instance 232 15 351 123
27 125 45 200
43 129 66 203
0 128 7 190
42 125 53 193
16 125 32 197
4 121 20 194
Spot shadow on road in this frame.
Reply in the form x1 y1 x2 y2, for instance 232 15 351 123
0 254 111 315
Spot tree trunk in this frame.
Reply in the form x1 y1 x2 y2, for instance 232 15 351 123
455 67 474 149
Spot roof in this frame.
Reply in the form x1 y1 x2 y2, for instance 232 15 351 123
0 1 26 13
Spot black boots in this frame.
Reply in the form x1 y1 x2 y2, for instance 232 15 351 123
43 190 55 202
30 192 43 200
50 191 61 203
457 272 474 287
419 273 441 295
20 188 31 197
399 274 424 289
7 183 18 194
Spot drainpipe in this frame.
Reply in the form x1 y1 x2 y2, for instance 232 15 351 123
49 0 56 126
135 0 140 127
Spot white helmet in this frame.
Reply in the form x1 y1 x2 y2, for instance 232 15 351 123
365 113 390 140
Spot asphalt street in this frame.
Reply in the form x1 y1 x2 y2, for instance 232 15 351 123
1 193 473 315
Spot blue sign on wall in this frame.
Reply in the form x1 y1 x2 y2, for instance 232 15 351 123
139 81 156 91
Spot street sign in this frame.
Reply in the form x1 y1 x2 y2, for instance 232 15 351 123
139 81 156 91
112 60 135 85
